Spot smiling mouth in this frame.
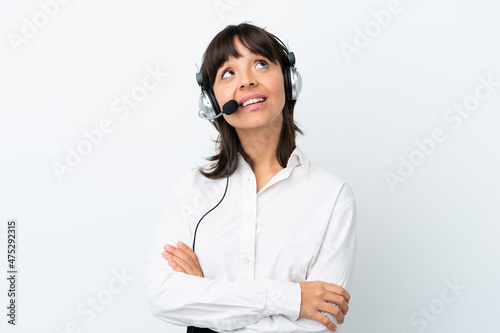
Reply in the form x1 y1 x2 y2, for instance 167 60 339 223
241 98 267 108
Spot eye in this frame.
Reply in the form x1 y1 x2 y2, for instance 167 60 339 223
256 60 269 68
221 69 234 79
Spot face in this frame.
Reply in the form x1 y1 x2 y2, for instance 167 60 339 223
212 38 286 133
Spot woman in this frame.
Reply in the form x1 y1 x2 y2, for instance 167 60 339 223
146 23 357 333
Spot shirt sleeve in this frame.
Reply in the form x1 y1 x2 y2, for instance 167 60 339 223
304 182 357 331
145 175 302 331
217 182 357 333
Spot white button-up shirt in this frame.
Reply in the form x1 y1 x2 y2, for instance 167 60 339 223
146 146 357 332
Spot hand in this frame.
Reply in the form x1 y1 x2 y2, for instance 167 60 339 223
163 241 204 277
299 281 350 332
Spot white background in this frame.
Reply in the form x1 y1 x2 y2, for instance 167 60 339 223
1 0 499 332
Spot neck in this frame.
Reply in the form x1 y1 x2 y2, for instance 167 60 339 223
236 118 283 173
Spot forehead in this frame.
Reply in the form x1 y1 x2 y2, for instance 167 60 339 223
221 48 264 66
218 35 278 63
223 39 256 60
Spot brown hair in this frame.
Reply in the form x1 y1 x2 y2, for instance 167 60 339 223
198 23 303 179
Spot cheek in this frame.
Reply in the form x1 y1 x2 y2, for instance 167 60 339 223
270 74 286 106
212 89 222 108
212 83 228 108
272 83 286 110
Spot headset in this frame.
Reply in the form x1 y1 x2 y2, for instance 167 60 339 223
191 38 302 253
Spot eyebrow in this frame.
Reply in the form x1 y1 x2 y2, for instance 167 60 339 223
221 53 273 66
216 53 276 77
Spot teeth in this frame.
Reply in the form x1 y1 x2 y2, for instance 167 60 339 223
242 98 265 107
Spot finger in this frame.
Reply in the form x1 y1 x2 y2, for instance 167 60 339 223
163 244 204 277
163 251 194 274
176 246 203 276
312 313 338 332
164 244 181 256
324 293 349 315
164 250 203 277
163 251 183 272
324 283 350 304
165 246 200 275
165 245 193 264
163 252 187 274
171 255 200 276
170 261 185 273
321 302 345 325
177 242 202 270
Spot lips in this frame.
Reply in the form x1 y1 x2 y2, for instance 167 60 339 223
241 98 266 107
238 93 267 108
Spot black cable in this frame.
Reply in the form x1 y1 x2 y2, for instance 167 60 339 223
191 118 230 253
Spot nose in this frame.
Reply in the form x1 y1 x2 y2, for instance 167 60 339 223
239 68 257 89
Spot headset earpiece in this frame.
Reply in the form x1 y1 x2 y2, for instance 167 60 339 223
196 69 222 121
283 49 302 101
287 64 302 101
198 87 221 121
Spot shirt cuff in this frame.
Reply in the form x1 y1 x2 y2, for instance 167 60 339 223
262 280 301 320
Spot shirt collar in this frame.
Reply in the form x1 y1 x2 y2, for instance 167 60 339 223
237 145 310 175
287 146 310 175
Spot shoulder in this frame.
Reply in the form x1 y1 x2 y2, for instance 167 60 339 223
171 166 210 192
169 165 228 201
307 162 356 206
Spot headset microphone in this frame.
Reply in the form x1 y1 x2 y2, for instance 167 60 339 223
198 99 239 121
222 100 239 115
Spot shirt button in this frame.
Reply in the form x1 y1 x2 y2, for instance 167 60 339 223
247 214 253 220
243 258 251 265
